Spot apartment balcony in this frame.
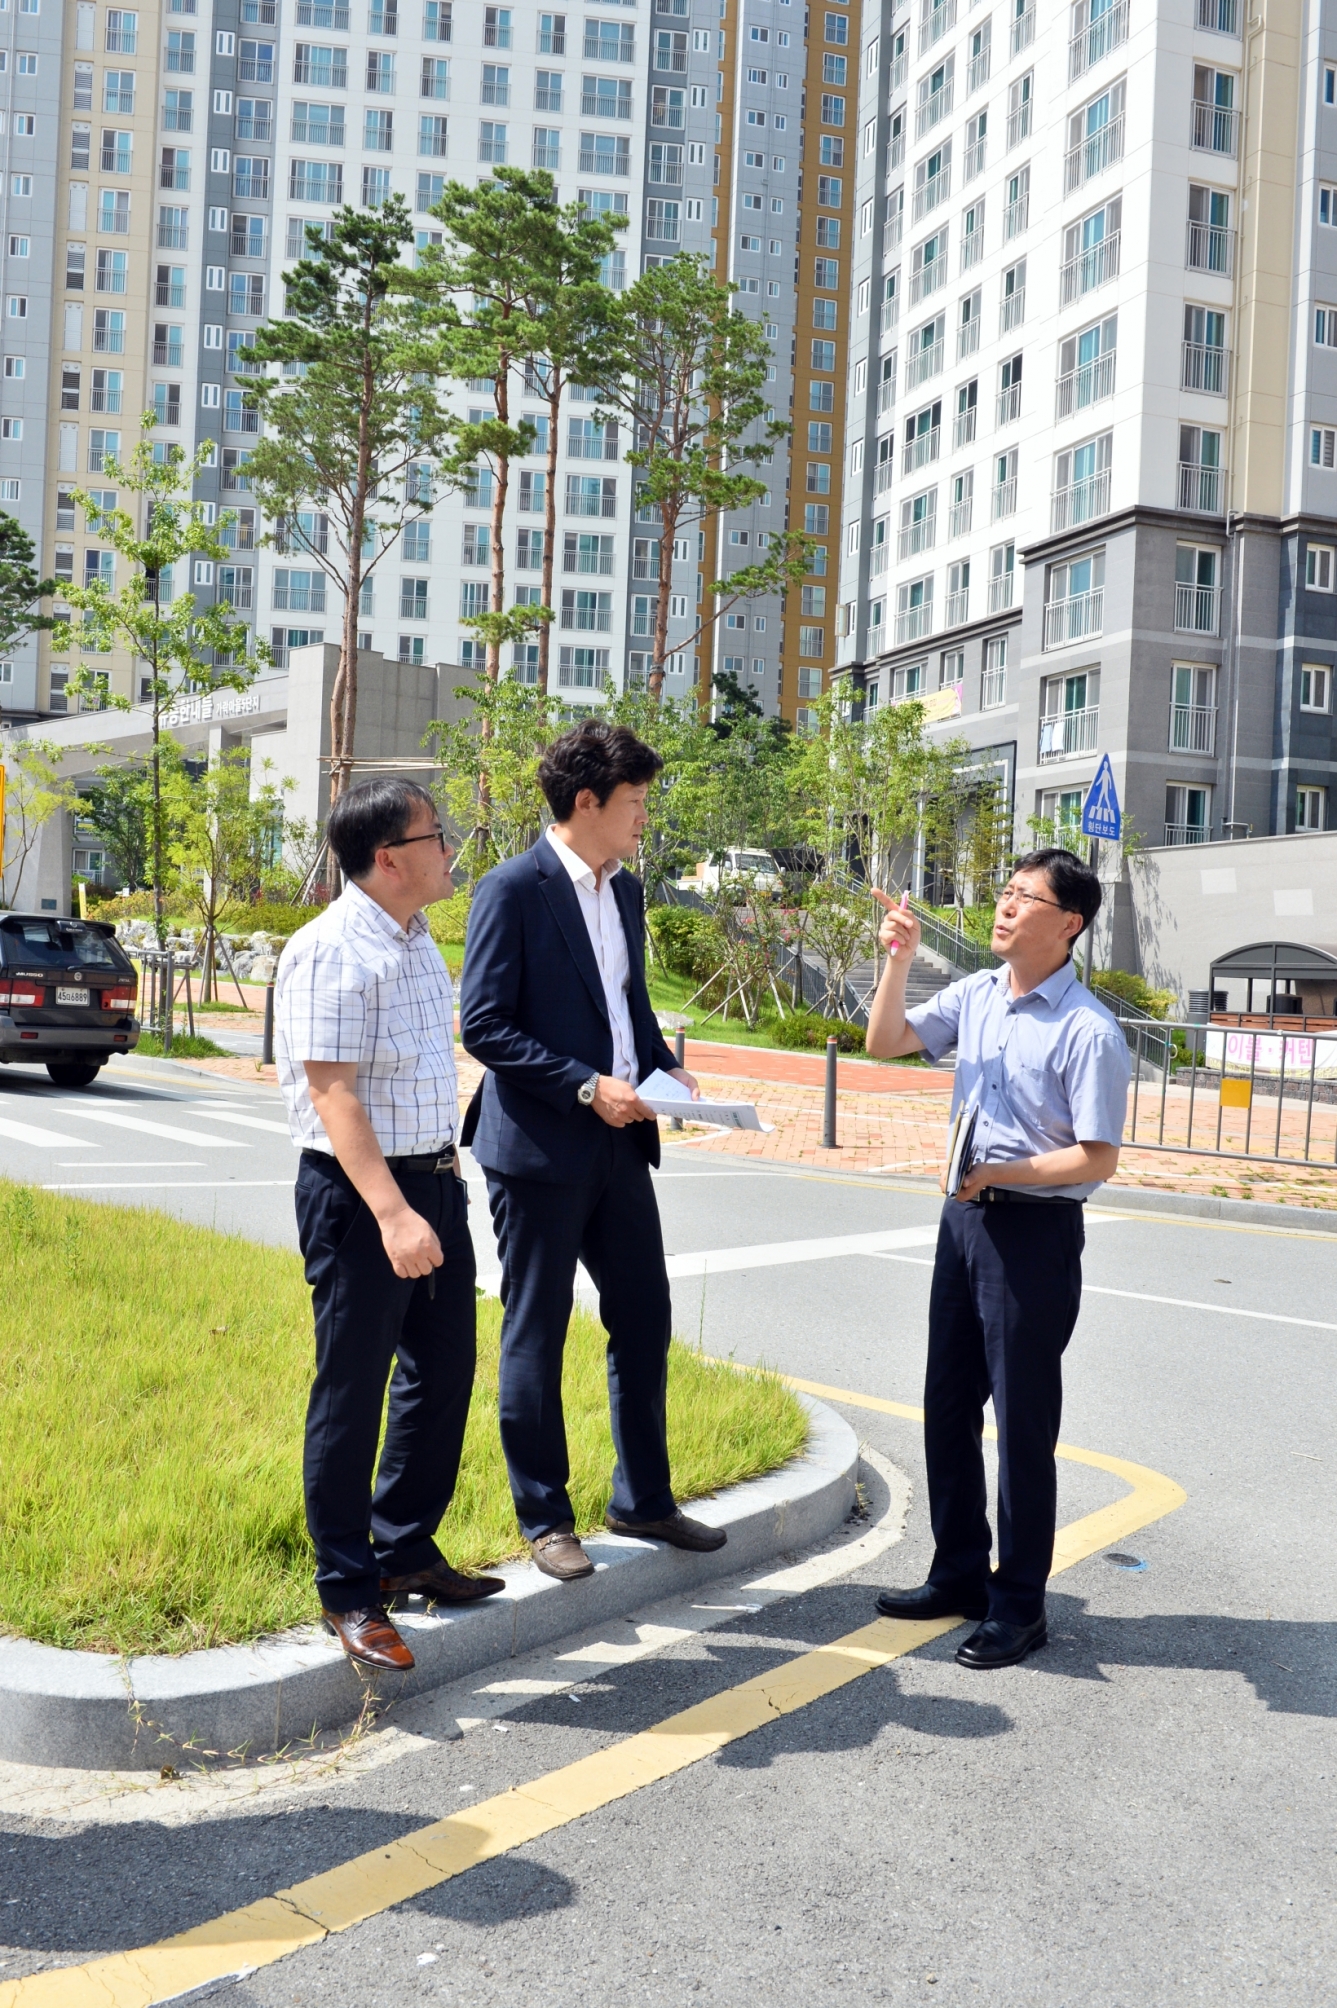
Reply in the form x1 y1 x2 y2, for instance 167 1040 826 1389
949 495 973 537
1000 288 1025 334
874 458 896 494
1069 0 1127 80
966 47 989 93
885 211 904 253
943 586 969 626
90 384 122 413
960 227 983 271
1006 101 1031 149
1055 353 1115 418
908 259 945 305
1039 705 1100 761
1191 100 1238 156
1010 4 1035 55
1163 820 1210 845
952 406 976 448
902 425 940 475
1043 588 1103 648
869 541 889 576
159 162 189 190
894 602 933 642
1061 233 1120 304
273 581 326 613
991 476 1016 520
238 53 273 81
918 0 955 56
878 371 897 414
1185 222 1234 274
1050 470 1110 531
157 221 189 249
537 26 565 51
1179 461 1223 512
898 514 936 559
1197 0 1238 28
889 50 907 93
996 382 1021 426
880 295 901 339
1182 342 1229 394
915 84 952 139
981 662 1007 705
987 573 1014 614
236 112 272 139
888 131 905 169
1170 702 1217 754
152 339 184 367
296 0 348 20
906 337 943 389
1064 114 1123 192
1175 582 1220 632
1003 194 1029 240
912 168 950 222
963 133 986 180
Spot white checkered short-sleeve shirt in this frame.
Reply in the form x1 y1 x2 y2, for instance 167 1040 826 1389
275 880 459 1156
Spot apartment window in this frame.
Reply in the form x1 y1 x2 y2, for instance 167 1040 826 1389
902 398 941 474
1295 785 1327 831
237 97 274 139
558 645 608 688
365 108 394 151
1163 783 1211 844
1175 543 1219 633
1055 314 1117 423
1062 196 1121 302
1306 544 1335 592
159 145 189 190
1007 71 1032 149
820 93 845 124
1315 306 1337 349
912 143 951 226
99 189 131 233
565 474 617 517
960 197 984 273
909 227 948 305
992 445 1018 519
1003 163 1029 240
898 486 937 559
1310 426 1336 469
982 630 1007 704
420 115 448 156
1170 662 1217 754
96 249 128 292
1000 259 1026 333
102 128 133 175
1044 548 1104 649
583 75 632 118
1069 0 1127 80
163 89 193 130
1066 79 1124 193
1052 430 1111 531
1040 666 1099 761
996 352 1022 425
1200 0 1238 30
1300 663 1332 712
104 69 135 112
945 559 969 626
1192 65 1237 156
1187 184 1232 272
916 55 953 139
906 312 945 390
894 575 932 643
799 623 825 654
229 273 265 317
1179 424 1223 512
1182 305 1227 395
949 467 973 535
987 540 1015 616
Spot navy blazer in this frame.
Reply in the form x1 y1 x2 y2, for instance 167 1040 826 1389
459 837 679 1182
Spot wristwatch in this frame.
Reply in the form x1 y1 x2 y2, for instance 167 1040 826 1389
577 1072 600 1106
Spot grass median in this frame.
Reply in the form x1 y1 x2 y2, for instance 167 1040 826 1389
0 1180 808 1657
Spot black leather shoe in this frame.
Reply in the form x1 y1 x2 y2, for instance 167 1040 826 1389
874 1582 989 1622
604 1508 727 1552
955 1615 1048 1668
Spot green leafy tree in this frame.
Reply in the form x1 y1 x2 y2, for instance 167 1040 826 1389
0 512 56 653
79 759 152 890
0 739 80 908
792 687 932 888
48 423 256 943
165 744 292 999
240 197 455 816
595 254 804 698
427 677 566 884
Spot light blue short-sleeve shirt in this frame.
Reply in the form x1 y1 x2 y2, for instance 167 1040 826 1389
907 960 1131 1200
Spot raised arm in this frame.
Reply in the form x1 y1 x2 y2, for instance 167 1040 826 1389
864 890 930 1060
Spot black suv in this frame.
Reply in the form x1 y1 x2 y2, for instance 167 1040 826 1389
0 913 141 1086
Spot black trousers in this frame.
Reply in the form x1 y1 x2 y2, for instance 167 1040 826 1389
923 1197 1085 1627
294 1150 477 1613
485 1125 675 1541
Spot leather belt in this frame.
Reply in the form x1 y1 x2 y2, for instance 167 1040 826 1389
980 1187 1083 1207
385 1147 460 1176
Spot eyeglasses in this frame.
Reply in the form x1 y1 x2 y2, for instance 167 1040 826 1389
385 827 447 852
996 883 1068 912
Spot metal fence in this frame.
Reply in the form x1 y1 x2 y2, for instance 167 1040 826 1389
1118 1015 1337 1167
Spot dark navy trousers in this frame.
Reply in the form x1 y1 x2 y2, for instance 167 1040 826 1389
924 1197 1085 1626
485 1125 675 1541
294 1150 477 1613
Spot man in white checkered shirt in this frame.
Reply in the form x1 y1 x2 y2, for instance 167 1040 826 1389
276 778 503 1674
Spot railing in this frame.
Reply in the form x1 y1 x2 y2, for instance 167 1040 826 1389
153 340 184 366
894 601 933 642
986 575 1013 614
234 171 269 198
908 894 1000 974
889 50 907 93
944 586 969 626
999 288 1025 334
952 406 976 448
918 0 955 55
966 47 989 92
908 258 945 304
981 660 1007 702
1162 822 1210 846
90 384 122 412
1064 113 1123 191
1170 702 1217 754
1050 469 1110 530
885 211 904 252
898 513 936 558
991 476 1016 519
1003 194 1029 239
945 498 971 542
1191 100 1238 156
869 540 889 575
1185 221 1234 273
874 458 896 494
1182 342 1229 393
293 57 347 85
1010 4 1034 55
1069 0 1127 80
157 221 189 248
1006 101 1031 148
1120 1016 1337 1171
1179 462 1223 513
957 312 981 357
296 0 347 19
1174 581 1219 633
1039 704 1099 761
156 279 186 307
963 132 986 179
236 112 272 139
880 294 901 335
1197 0 1238 30
996 382 1021 425
1043 587 1103 647
888 132 906 169
581 88 632 115
159 161 188 188
902 425 940 473
912 168 950 220
1055 353 1115 417
238 54 273 80
878 370 898 413
905 337 943 388
916 84 952 138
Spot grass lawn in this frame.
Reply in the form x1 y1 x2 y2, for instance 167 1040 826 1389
0 1181 807 1656
133 1031 230 1059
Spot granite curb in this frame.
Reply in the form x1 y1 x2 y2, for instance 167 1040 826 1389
0 1395 857 1772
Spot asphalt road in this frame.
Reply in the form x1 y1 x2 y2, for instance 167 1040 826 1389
0 1057 1334 2004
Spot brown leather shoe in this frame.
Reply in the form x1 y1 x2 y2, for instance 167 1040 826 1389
604 1508 727 1552
529 1524 595 1581
321 1605 415 1671
380 1558 507 1607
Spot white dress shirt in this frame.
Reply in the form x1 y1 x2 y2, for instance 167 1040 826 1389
275 879 459 1155
544 825 639 1084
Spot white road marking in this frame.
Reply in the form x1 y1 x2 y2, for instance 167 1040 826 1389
42 1178 296 1190
663 1224 942 1277
184 1107 295 1136
55 1159 204 1167
0 1114 97 1147
47 1109 249 1146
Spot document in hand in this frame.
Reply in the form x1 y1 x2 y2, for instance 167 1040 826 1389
945 1102 980 1197
636 1067 772 1133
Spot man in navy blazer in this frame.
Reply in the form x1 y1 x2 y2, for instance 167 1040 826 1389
460 720 728 1580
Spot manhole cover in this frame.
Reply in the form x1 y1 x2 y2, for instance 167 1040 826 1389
1104 1551 1147 1571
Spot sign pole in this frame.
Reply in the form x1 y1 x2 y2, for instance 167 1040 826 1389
1079 756 1121 988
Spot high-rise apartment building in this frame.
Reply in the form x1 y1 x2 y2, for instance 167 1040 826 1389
838 0 1337 859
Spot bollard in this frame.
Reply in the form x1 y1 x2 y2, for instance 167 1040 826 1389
262 980 276 1066
671 1026 686 1130
823 1035 839 1149
163 949 174 1056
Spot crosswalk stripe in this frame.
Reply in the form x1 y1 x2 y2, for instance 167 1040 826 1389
47 1109 248 1147
0 1114 94 1148
663 1223 940 1277
184 1106 294 1135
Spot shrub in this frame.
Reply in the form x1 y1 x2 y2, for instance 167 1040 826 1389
427 891 471 946
1093 969 1176 1020
88 897 326 937
647 904 724 980
770 1010 866 1053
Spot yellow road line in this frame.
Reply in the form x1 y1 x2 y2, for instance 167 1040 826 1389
2 1400 1185 2008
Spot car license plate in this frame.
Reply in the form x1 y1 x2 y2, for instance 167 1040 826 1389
56 986 89 1006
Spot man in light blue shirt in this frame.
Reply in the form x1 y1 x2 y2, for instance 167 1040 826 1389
865 849 1131 1669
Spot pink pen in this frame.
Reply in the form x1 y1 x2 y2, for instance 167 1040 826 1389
887 889 910 955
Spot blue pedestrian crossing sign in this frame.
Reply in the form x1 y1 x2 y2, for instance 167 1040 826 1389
1081 755 1121 841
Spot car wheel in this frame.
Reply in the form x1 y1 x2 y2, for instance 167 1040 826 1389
46 1062 103 1088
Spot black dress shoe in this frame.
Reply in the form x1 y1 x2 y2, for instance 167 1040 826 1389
604 1508 727 1552
874 1582 989 1622
380 1558 506 1607
955 1615 1048 1668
